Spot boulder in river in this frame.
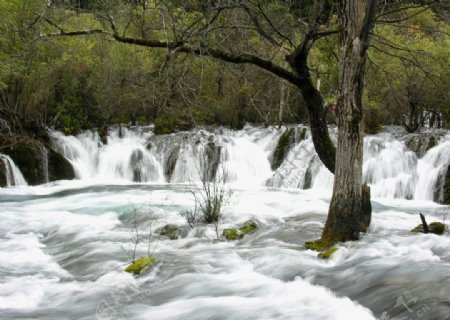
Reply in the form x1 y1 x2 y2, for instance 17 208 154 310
158 224 184 240
271 128 295 170
0 135 74 185
223 219 258 240
411 222 446 235
124 256 157 275
443 165 450 205
305 239 339 260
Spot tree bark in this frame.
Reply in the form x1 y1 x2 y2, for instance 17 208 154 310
322 0 376 243
278 79 286 129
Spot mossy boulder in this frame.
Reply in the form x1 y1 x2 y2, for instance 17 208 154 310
158 224 183 240
223 220 259 240
318 247 339 259
0 157 8 187
97 126 109 145
47 148 75 181
239 220 258 235
426 136 437 151
305 239 338 259
124 256 157 275
305 239 330 251
271 128 295 170
411 222 446 235
298 127 307 141
165 146 180 182
0 136 74 185
205 139 221 182
443 166 450 205
2 139 44 185
223 228 242 240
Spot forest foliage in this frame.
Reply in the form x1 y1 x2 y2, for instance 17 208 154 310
0 0 449 135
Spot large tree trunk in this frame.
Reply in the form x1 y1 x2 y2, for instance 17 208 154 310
322 0 376 243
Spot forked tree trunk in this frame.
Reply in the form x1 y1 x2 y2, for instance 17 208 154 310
322 0 376 243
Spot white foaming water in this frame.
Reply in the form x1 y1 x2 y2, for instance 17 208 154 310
363 136 417 199
0 181 448 319
221 136 273 187
51 127 164 183
1 126 449 319
269 127 450 201
414 140 450 201
48 125 450 201
50 126 277 188
0 154 27 187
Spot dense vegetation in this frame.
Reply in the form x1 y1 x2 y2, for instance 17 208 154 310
0 1 449 136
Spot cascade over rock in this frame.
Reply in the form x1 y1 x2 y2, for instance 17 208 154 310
0 136 74 185
44 125 450 202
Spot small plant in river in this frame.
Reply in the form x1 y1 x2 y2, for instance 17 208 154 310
122 203 161 275
180 141 232 240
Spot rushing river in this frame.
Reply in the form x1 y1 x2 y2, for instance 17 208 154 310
0 125 449 320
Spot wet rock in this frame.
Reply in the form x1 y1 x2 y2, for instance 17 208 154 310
131 149 144 182
411 222 446 235
97 126 109 145
303 166 313 189
318 247 339 259
124 256 156 275
223 220 258 241
47 148 75 181
271 128 295 170
298 127 307 142
0 136 74 185
305 239 338 259
0 158 7 187
426 135 437 151
305 239 330 251
403 132 444 158
165 146 180 182
2 139 44 185
158 224 183 240
223 228 241 240
444 166 450 205
204 139 221 181
238 219 258 235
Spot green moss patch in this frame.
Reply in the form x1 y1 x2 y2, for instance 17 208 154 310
426 136 436 151
124 256 156 275
318 247 339 259
305 239 338 259
271 128 294 170
239 220 258 235
411 222 445 235
223 220 259 241
223 228 241 240
443 166 450 205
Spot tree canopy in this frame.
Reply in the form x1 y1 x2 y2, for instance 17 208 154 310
0 0 448 136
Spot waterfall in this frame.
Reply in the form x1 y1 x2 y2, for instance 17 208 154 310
0 154 27 187
50 126 163 182
363 136 417 199
414 140 450 201
49 125 450 202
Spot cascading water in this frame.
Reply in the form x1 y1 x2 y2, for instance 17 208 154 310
2 125 450 320
0 154 27 187
50 125 277 187
414 139 450 201
49 125 450 202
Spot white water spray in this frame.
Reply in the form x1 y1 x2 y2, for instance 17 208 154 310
0 154 27 187
49 126 450 202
